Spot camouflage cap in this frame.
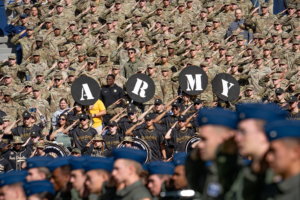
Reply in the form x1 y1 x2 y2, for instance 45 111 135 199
276 67 285 73
2 89 13 96
293 39 300 44
279 59 287 65
225 51 234 56
134 24 143 30
106 18 113 24
260 2 269 7
123 136 133 142
102 34 109 40
289 78 298 85
236 35 244 41
54 73 63 79
161 66 169 71
147 63 155 68
204 52 212 58
245 85 254 90
281 33 290 39
168 43 176 49
32 85 42 91
8 54 16 60
32 51 40 56
206 22 213 27
271 73 281 80
90 1 98 6
184 34 192 39
189 45 196 51
93 135 104 141
100 52 109 57
68 71 76 76
58 46 67 51
26 25 34 30
112 65 120 69
200 62 209 67
72 148 81 154
161 51 169 57
255 54 263 60
145 40 153 45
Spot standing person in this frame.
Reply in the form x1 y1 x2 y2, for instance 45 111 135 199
100 74 125 125
112 148 153 199
88 99 106 134
50 114 72 151
52 98 70 129
63 113 97 150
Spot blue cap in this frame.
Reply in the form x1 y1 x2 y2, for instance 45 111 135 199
147 162 174 175
27 157 53 169
23 180 55 197
0 171 28 187
197 108 238 129
20 13 27 18
47 156 72 172
113 148 147 164
70 156 92 171
173 152 188 166
83 157 114 172
236 103 287 123
265 120 300 142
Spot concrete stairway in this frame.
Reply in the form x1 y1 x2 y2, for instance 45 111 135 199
0 36 16 61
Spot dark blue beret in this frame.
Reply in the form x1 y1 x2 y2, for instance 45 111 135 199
147 161 174 175
113 148 147 164
173 152 188 166
236 103 287 123
83 157 114 172
0 171 28 187
70 156 92 171
23 180 55 197
47 156 72 172
27 157 53 169
265 120 300 142
197 108 238 129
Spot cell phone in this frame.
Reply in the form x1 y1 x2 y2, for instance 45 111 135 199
29 108 37 112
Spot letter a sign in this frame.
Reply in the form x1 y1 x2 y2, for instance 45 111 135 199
127 74 155 103
212 73 240 101
71 76 100 106
179 66 208 95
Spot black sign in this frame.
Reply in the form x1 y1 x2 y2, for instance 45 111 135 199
118 138 151 163
71 76 100 106
43 143 70 158
126 74 155 103
212 73 240 101
178 65 208 95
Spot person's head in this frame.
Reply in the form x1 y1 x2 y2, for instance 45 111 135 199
59 98 68 110
79 113 90 127
112 148 146 184
235 103 286 158
106 74 115 86
26 157 52 182
128 48 136 59
235 8 243 20
197 108 237 161
265 120 300 179
147 162 174 197
171 103 181 115
171 153 188 190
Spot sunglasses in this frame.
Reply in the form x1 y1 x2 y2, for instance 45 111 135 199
128 113 135 116
59 118 66 121
54 79 61 82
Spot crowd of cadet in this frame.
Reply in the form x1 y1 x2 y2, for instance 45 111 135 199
0 0 300 199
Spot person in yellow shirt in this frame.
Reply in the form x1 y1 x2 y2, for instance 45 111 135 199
88 99 107 134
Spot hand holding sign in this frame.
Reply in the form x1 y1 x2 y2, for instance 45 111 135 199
212 73 240 102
